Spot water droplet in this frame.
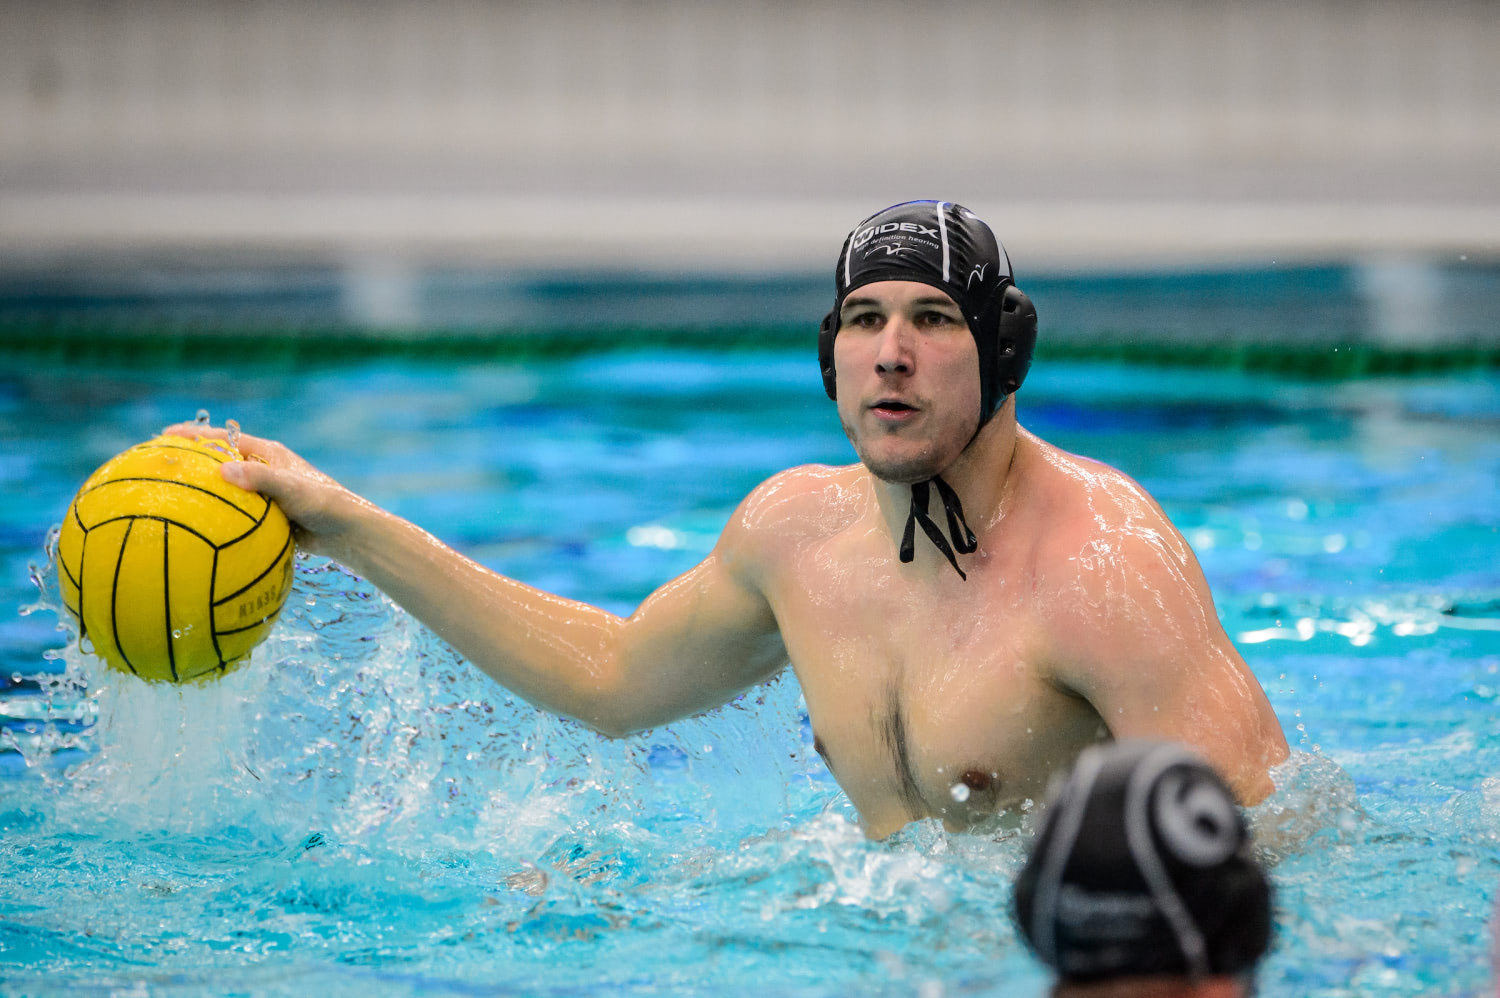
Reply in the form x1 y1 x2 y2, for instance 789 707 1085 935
194 409 210 425
226 419 242 451
172 629 181 639
949 783 971 802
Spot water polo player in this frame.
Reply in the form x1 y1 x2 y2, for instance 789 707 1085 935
168 200 1288 839
1013 739 1274 996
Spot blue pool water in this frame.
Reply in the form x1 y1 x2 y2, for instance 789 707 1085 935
2 351 1498 996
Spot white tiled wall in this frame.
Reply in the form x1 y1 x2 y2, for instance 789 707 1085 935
1 1 1495 265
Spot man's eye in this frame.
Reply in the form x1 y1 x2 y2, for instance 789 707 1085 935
845 313 881 329
918 311 958 326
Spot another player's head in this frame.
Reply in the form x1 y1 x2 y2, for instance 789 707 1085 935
1012 740 1273 998
818 201 1037 480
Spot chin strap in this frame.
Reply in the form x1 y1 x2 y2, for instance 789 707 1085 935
899 474 978 580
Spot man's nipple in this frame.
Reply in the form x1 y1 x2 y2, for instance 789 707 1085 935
960 769 993 792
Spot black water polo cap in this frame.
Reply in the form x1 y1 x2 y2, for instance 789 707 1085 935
818 201 1038 427
1012 740 1273 984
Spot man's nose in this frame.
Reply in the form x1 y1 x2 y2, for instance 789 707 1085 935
873 321 914 376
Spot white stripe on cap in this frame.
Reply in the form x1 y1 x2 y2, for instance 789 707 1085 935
936 202 951 282
1029 745 1107 968
1124 743 1212 979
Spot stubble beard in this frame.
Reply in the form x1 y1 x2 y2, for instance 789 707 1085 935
840 414 973 486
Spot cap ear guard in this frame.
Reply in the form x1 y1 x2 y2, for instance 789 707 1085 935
971 282 1038 423
993 284 1038 399
818 309 838 400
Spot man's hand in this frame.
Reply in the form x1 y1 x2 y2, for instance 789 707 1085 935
160 422 373 562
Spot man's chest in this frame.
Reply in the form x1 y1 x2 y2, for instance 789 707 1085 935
765 552 1102 837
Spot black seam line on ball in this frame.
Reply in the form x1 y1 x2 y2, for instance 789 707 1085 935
211 532 295 607
110 519 140 677
210 547 227 669
219 496 276 548
78 478 258 526
75 523 90 648
84 514 219 550
163 521 179 683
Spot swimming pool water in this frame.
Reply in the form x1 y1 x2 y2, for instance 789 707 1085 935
2 352 1498 996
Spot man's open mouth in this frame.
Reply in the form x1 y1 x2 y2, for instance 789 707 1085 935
872 400 917 413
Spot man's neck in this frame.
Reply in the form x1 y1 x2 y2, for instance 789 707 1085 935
868 406 1021 567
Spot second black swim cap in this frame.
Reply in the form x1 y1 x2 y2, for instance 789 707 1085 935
1012 740 1273 983
818 201 1037 427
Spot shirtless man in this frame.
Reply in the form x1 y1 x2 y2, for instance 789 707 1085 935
171 201 1288 840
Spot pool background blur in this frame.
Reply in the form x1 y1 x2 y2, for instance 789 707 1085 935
3 3 1499 996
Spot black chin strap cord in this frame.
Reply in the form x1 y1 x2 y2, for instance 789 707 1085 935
898 474 979 580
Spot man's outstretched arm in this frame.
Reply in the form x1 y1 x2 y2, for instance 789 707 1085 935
165 424 788 736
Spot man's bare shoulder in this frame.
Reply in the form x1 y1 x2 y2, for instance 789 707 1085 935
1014 429 1215 641
729 463 869 539
1016 429 1192 565
1016 429 1223 657
712 463 869 580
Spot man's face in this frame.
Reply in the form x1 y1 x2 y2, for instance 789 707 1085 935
832 280 982 484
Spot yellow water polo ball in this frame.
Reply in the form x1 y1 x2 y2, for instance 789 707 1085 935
55 434 296 683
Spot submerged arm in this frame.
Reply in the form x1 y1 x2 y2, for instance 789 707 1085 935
164 424 788 736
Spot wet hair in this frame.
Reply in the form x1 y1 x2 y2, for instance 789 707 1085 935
818 200 1038 429
1012 740 1273 983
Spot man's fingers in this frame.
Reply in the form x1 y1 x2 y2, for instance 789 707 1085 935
221 460 305 518
221 459 297 508
160 421 243 440
159 423 281 463
220 460 260 491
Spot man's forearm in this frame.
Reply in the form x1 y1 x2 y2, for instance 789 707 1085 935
334 501 629 731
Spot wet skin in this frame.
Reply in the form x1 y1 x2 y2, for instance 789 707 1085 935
166 281 1288 840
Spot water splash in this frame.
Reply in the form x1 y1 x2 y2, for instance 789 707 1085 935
3 544 1052 993
11 519 1498 995
1249 749 1364 862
